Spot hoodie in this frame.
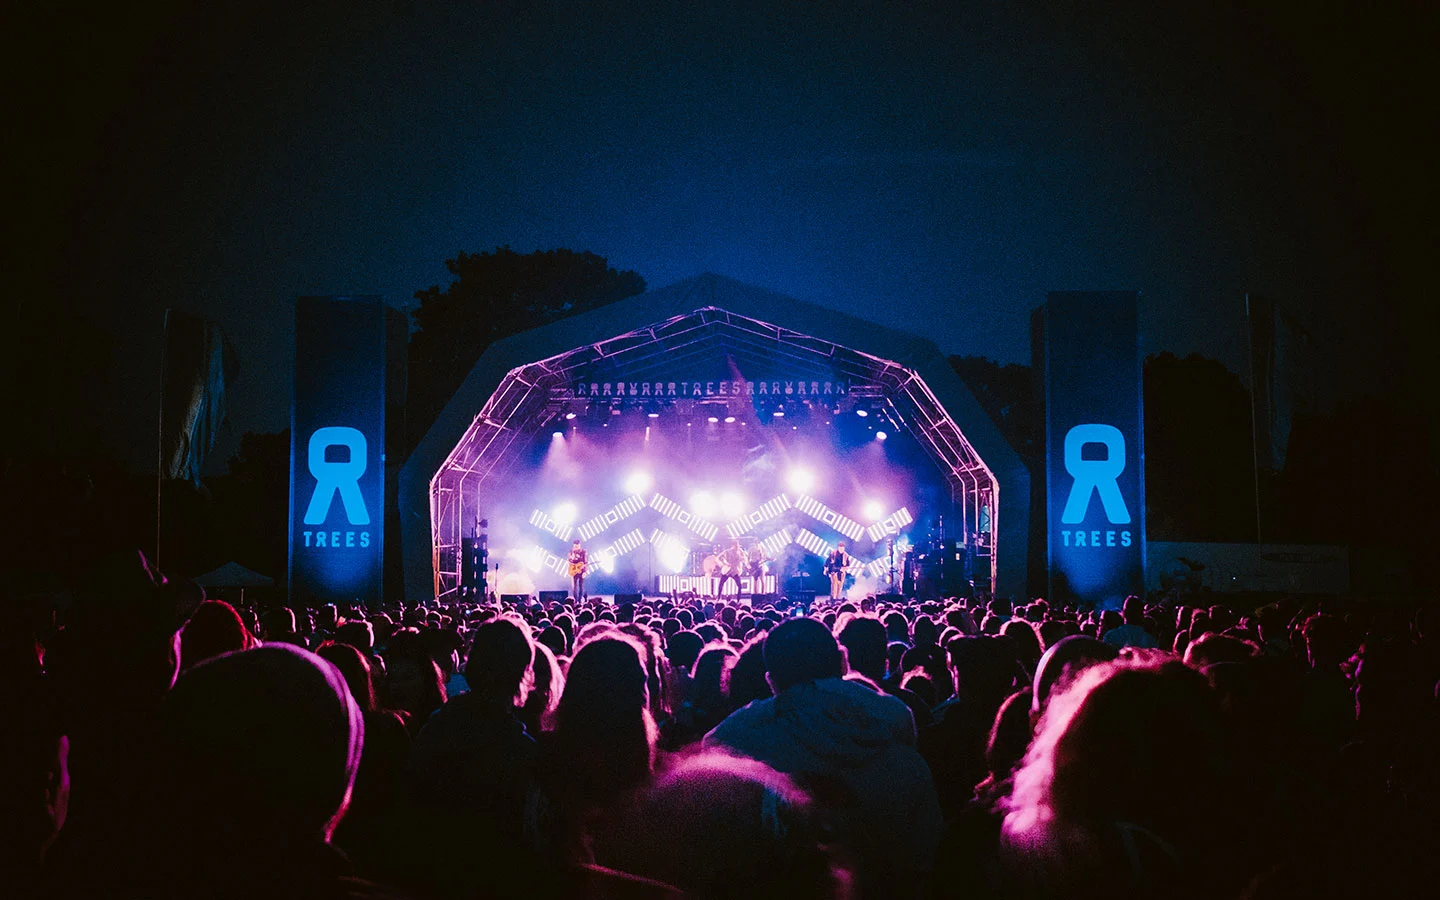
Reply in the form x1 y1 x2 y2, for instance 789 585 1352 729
703 677 944 895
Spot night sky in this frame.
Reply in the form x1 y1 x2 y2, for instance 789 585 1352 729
15 1 1429 470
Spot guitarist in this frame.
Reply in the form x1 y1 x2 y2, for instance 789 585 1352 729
716 539 748 598
825 541 854 600
568 539 588 600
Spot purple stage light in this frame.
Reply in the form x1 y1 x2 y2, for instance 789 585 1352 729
624 471 652 494
875 431 888 440
719 491 745 518
551 502 578 526
863 499 885 520
786 467 816 493
690 491 719 518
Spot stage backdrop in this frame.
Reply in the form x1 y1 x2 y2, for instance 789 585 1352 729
289 296 391 606
1044 291 1145 608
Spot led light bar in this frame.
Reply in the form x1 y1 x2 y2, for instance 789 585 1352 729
576 493 646 541
725 493 793 538
649 492 720 541
793 527 835 560
865 506 914 541
755 527 794 559
794 495 865 541
528 509 574 541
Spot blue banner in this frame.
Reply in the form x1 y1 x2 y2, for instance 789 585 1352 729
1044 292 1145 608
290 297 388 606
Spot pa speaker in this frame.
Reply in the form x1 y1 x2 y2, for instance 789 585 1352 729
538 590 570 605
500 594 531 606
613 592 643 606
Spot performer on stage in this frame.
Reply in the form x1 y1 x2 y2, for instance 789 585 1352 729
568 539 588 600
825 541 853 600
717 539 748 598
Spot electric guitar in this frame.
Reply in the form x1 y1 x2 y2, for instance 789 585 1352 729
567 554 588 577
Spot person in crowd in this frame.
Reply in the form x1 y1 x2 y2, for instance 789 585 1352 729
1002 659 1236 898
314 642 411 881
402 615 539 897
138 644 393 899
921 636 1021 817
540 633 659 866
178 598 254 671
517 640 565 737
260 606 308 647
704 617 942 898
602 752 853 898
1101 595 1160 649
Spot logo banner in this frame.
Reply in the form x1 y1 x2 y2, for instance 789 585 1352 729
1044 292 1145 607
290 297 388 605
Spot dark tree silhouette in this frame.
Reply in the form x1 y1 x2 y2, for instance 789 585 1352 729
406 248 645 452
1143 352 1257 542
947 355 1043 463
209 430 291 580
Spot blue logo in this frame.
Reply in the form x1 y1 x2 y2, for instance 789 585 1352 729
1061 423 1130 525
303 426 370 526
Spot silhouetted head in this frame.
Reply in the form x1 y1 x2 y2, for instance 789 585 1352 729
607 752 850 898
464 615 534 707
837 615 888 683
180 600 254 671
764 618 846 693
315 641 376 712
158 645 361 845
1031 635 1119 715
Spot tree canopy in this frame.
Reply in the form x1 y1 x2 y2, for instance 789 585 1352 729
406 247 645 453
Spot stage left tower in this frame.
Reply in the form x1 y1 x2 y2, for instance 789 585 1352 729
289 296 408 607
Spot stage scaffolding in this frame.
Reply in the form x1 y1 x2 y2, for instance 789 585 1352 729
430 307 998 600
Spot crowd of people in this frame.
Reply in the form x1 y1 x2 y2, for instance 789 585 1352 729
5 549 1438 898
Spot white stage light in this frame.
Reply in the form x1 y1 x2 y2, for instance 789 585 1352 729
648 412 659 418
786 468 816 493
773 410 785 417
720 492 745 518
565 412 576 420
724 416 736 423
707 416 719 423
856 409 869 418
551 431 564 439
552 502 578 526
863 500 885 520
875 431 888 441
600 555 616 574
624 471 652 494
690 491 719 518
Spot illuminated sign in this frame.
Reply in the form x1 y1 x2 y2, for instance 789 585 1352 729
1044 292 1145 607
290 297 396 605
572 378 850 398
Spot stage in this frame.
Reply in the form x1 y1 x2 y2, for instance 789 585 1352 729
399 276 1031 603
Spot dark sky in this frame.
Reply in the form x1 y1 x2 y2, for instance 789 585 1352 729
14 1 1431 470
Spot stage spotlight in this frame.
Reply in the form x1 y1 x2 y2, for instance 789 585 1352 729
600 555 616 574
856 409 869 418
707 416 719 423
875 431 888 441
786 468 816 493
648 412 660 419
773 410 785 417
863 500 885 520
551 431 564 440
690 491 718 518
623 471 652 494
724 416 736 423
565 412 576 420
720 492 745 518
552 502 578 526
